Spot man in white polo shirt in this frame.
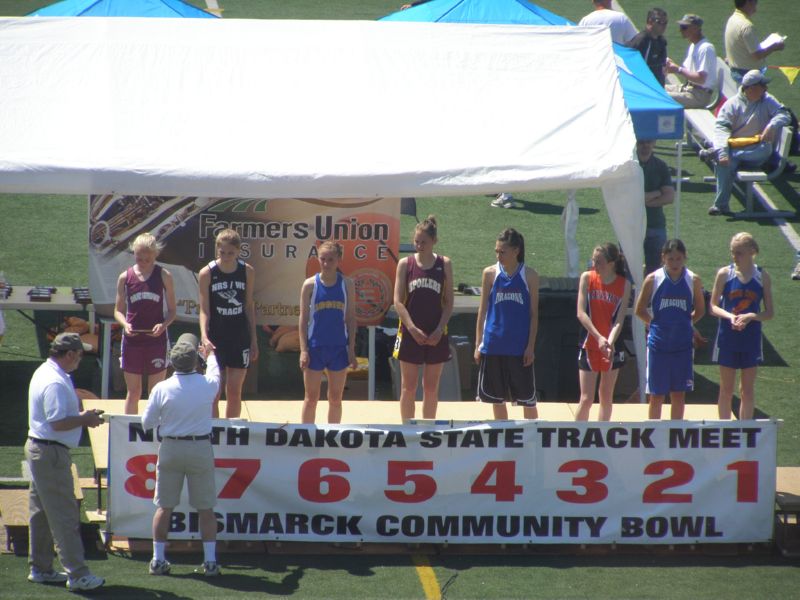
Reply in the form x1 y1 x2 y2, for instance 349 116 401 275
26 332 106 592
142 333 221 577
665 14 718 109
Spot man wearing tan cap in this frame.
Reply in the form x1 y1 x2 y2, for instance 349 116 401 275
665 14 718 109
26 332 106 592
142 333 221 578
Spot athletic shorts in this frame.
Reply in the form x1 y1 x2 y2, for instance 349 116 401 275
578 345 625 372
714 346 762 370
393 329 451 365
476 354 538 406
646 346 694 395
120 335 169 375
212 334 251 370
154 438 216 510
309 345 350 372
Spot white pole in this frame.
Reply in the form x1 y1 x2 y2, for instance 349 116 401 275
368 325 376 400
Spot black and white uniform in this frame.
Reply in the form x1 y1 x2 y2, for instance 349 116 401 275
207 259 250 369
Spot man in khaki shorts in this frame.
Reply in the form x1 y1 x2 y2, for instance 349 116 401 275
142 333 221 577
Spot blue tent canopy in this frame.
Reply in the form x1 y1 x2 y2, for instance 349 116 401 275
29 0 217 18
382 0 683 140
381 0 570 26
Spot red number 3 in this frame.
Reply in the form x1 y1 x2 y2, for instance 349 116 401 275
556 460 609 503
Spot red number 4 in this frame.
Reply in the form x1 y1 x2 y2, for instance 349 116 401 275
471 461 522 502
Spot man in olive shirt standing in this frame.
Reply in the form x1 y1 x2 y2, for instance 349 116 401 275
637 140 675 274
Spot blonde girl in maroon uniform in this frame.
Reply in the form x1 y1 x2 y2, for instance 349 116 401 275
393 216 454 420
114 233 176 415
574 243 631 421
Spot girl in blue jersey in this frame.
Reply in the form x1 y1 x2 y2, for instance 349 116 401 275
474 228 539 420
710 232 773 420
393 216 454 421
635 239 705 420
299 241 357 424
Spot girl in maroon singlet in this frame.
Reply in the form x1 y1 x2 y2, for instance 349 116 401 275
114 233 176 415
392 216 454 421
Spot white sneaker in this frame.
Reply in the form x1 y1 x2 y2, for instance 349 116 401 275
149 559 171 575
490 194 507 208
491 193 517 208
198 561 220 577
28 569 68 584
66 573 105 592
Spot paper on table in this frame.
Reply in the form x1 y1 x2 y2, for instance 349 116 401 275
758 33 786 51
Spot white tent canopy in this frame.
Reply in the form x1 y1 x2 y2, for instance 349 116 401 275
0 17 647 398
0 18 643 267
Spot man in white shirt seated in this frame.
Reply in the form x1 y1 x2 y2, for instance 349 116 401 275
665 14 718 109
579 0 637 45
142 333 222 578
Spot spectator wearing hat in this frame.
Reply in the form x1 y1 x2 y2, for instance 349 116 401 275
25 333 106 592
724 0 785 83
709 69 790 216
142 333 221 578
579 0 638 45
627 8 669 86
664 14 717 109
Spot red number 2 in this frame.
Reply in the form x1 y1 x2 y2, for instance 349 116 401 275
642 460 693 503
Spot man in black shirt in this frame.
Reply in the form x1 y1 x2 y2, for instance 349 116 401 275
628 8 669 86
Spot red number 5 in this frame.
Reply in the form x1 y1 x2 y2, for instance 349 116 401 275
385 461 437 503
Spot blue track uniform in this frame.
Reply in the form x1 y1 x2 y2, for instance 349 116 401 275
713 264 764 369
479 263 531 356
477 263 537 406
646 266 695 394
307 273 349 371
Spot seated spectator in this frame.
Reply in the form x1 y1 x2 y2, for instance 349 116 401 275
708 70 790 216
664 14 717 109
724 0 785 84
579 0 638 45
627 8 669 86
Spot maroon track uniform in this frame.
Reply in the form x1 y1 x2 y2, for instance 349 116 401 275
393 254 451 365
121 265 169 375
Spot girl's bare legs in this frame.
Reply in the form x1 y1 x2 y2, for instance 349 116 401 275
301 368 324 424
738 367 757 420
325 368 348 424
421 362 445 419
575 370 599 421
123 371 143 415
717 366 737 419
399 361 420 421
597 369 620 421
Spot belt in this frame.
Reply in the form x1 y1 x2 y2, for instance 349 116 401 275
28 436 69 450
164 434 210 441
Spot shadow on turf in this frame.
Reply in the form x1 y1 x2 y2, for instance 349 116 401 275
516 200 600 216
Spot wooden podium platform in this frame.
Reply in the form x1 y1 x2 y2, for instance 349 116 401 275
83 398 722 430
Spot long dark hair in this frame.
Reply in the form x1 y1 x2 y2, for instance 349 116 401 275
594 242 627 276
497 228 525 263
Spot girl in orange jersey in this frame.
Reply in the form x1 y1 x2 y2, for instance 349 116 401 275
575 243 631 421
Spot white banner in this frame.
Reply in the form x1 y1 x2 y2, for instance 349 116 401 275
107 417 777 544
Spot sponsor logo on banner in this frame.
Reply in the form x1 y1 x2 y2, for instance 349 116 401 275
88 196 400 325
108 417 778 544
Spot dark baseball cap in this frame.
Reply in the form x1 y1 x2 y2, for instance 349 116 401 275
170 333 199 373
